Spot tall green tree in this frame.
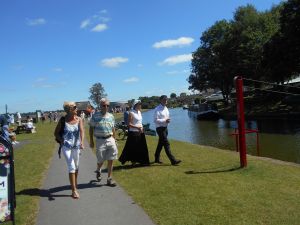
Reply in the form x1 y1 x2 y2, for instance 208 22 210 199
89 83 107 108
229 5 280 80
263 0 299 83
189 4 280 100
170 93 177 98
188 20 233 103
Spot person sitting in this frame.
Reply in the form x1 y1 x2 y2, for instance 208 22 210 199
25 117 36 133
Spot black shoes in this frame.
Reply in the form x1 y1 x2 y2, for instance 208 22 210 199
171 160 182 166
96 171 102 182
154 160 163 164
107 178 117 187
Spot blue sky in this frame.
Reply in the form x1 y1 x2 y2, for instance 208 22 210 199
0 0 282 113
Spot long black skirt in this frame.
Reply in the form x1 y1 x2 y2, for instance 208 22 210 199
119 131 150 165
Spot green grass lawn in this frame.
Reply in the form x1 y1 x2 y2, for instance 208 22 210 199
8 121 300 225
10 121 57 225
114 137 300 225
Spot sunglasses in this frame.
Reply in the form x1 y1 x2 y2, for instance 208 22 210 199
71 106 77 110
101 104 110 107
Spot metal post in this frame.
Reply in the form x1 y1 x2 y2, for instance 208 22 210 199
235 76 247 167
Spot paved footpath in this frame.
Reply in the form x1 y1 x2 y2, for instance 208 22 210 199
36 140 156 225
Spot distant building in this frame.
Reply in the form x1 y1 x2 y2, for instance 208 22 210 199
110 101 128 113
75 101 94 116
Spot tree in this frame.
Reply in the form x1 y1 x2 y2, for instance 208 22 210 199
188 19 233 103
89 83 107 108
263 0 299 83
170 93 177 98
230 5 281 81
188 4 280 102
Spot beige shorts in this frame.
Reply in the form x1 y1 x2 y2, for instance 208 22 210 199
95 137 118 163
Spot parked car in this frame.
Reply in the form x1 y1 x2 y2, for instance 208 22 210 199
205 91 223 101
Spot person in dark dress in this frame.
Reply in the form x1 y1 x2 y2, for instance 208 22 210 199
119 100 150 166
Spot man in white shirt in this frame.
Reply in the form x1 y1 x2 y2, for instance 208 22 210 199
153 95 181 165
17 112 21 126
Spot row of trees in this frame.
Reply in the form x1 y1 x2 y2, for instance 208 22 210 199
88 83 194 109
188 0 300 103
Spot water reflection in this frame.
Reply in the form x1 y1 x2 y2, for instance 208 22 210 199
142 108 300 164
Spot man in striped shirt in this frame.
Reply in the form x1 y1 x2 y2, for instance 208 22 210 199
89 98 118 186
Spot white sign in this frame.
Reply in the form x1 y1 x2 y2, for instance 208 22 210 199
0 176 7 199
0 176 9 222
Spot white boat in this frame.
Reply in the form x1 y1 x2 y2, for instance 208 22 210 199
188 103 219 120
183 104 188 109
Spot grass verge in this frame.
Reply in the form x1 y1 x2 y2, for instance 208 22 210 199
9 122 57 225
113 136 300 225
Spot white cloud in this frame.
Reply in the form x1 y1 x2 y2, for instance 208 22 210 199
81 10 110 32
159 54 192 66
166 69 189 75
12 65 24 70
80 19 90 29
101 57 129 68
91 23 108 32
123 77 139 83
53 68 63 72
36 77 47 82
33 84 56 88
153 37 194 49
33 77 65 88
26 18 46 26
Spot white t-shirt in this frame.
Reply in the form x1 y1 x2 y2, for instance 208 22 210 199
129 110 142 132
153 104 169 128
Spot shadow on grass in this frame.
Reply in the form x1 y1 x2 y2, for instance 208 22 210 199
16 181 102 201
185 166 242 174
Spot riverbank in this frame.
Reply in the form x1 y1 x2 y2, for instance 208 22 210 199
12 121 300 225
114 136 300 225
219 109 300 121
218 94 300 121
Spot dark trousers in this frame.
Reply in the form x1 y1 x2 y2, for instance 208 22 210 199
155 127 176 163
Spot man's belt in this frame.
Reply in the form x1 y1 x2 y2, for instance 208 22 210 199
96 135 112 139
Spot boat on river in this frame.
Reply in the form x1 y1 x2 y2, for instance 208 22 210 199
188 103 219 120
183 104 189 109
143 123 156 136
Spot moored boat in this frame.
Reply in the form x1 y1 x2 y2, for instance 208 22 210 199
188 103 219 120
183 104 188 109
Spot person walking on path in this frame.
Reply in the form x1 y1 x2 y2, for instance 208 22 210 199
123 106 130 127
119 100 150 166
153 95 181 166
16 112 21 126
54 101 84 199
89 98 118 187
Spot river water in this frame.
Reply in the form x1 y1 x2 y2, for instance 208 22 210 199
142 108 300 164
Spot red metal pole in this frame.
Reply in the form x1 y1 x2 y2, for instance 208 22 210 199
235 76 247 167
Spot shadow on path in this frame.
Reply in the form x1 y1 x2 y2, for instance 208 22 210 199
16 181 103 201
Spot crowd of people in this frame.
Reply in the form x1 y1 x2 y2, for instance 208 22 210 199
54 95 181 199
1 95 182 200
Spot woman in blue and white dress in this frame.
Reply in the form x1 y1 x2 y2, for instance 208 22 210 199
54 101 84 199
119 100 150 166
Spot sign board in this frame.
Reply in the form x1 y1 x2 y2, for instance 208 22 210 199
0 139 14 224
